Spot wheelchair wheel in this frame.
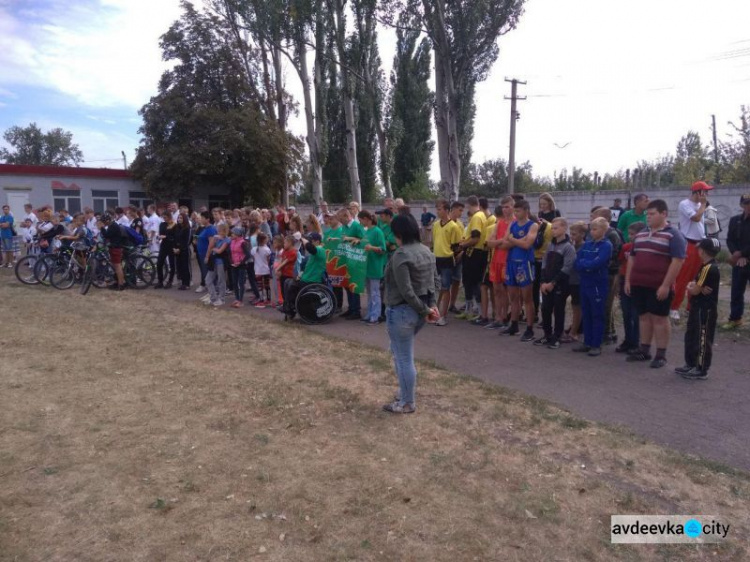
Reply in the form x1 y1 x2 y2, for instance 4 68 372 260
295 284 336 325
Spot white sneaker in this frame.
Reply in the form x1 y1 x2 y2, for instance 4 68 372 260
225 289 232 295
200 293 211 302
669 309 680 322
213 300 225 307
435 317 447 327
195 286 206 293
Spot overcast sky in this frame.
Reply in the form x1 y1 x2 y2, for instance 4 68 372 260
1 0 748 181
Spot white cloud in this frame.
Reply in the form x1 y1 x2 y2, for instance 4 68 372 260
0 0 182 109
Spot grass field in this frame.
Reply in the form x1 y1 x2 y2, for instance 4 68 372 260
0 274 748 561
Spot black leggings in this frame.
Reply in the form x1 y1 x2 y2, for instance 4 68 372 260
176 249 191 287
157 247 175 285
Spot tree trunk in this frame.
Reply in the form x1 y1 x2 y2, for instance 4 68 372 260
331 0 362 205
297 37 323 206
374 119 393 198
425 0 461 201
272 44 289 207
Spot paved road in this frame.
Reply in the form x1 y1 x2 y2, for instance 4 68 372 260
152 283 750 472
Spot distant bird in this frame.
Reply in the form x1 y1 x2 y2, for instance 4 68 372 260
554 142 572 149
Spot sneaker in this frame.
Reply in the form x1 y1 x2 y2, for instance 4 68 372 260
603 333 618 345
533 336 551 346
615 343 635 354
448 306 459 314
225 289 233 295
195 285 206 293
626 350 652 362
588 347 602 357
254 301 267 309
501 325 519 336
471 317 490 326
559 334 577 344
547 340 561 350
200 293 211 302
212 300 225 307
365 320 379 327
572 344 591 353
669 309 680 323
680 367 708 380
178 285 189 291
674 365 693 374
484 321 505 330
382 401 416 414
435 317 447 327
650 357 667 369
455 312 472 320
520 329 535 342
721 319 743 330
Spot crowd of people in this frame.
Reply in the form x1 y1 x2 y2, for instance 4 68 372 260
2 184 749 411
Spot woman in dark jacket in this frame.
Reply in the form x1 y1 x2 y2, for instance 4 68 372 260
174 212 192 290
155 211 177 289
382 214 440 414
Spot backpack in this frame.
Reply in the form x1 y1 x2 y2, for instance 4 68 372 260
121 225 145 246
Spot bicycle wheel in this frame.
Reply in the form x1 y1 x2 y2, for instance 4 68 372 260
14 254 41 285
134 256 156 289
92 258 115 289
33 254 58 286
50 262 76 290
80 257 94 295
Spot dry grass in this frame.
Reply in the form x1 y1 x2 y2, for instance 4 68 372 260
0 273 748 561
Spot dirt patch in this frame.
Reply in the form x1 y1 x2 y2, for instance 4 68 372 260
0 275 748 561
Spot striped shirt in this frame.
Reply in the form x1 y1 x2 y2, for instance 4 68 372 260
629 224 686 289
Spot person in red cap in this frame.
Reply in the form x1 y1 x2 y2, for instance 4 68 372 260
670 180 713 322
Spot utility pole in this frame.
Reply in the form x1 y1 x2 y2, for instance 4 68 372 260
121 151 128 171
504 78 526 194
711 114 720 184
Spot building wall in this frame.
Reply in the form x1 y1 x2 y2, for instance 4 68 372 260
1 172 142 215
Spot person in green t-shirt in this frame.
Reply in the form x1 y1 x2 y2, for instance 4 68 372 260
359 210 387 324
617 193 650 242
376 208 398 257
322 212 344 311
337 207 365 319
283 233 327 320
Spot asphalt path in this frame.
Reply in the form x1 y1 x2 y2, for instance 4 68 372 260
154 282 750 472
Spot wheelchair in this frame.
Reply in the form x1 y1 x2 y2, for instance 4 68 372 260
294 283 336 325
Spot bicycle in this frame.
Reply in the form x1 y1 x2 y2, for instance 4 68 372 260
80 246 156 294
33 246 73 286
49 242 92 290
14 241 45 285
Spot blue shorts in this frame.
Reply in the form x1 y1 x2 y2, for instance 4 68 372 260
1 237 13 252
505 260 534 288
436 258 462 291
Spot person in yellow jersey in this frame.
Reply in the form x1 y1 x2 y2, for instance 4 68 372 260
471 197 497 326
432 199 464 326
456 195 488 320
448 200 466 313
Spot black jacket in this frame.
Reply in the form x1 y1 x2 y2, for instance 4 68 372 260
726 213 750 258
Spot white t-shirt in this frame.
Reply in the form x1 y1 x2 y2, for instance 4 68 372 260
86 216 99 237
251 246 272 276
116 215 131 227
677 199 705 242
146 214 163 252
24 212 39 226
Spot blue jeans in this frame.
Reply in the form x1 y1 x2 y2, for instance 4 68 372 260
366 278 381 322
233 266 247 302
730 265 750 321
386 304 426 406
346 288 361 315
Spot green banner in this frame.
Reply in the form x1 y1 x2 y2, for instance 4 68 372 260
324 238 367 294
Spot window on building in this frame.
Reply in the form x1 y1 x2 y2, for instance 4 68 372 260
92 190 120 213
208 195 231 210
129 191 153 210
53 189 81 214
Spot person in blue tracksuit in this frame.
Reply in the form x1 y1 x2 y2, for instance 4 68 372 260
573 217 613 356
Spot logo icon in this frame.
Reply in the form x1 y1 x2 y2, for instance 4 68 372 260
684 519 702 538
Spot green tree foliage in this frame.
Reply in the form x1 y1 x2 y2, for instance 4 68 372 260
720 105 750 184
673 131 715 184
131 1 301 207
390 18 434 198
0 123 83 166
